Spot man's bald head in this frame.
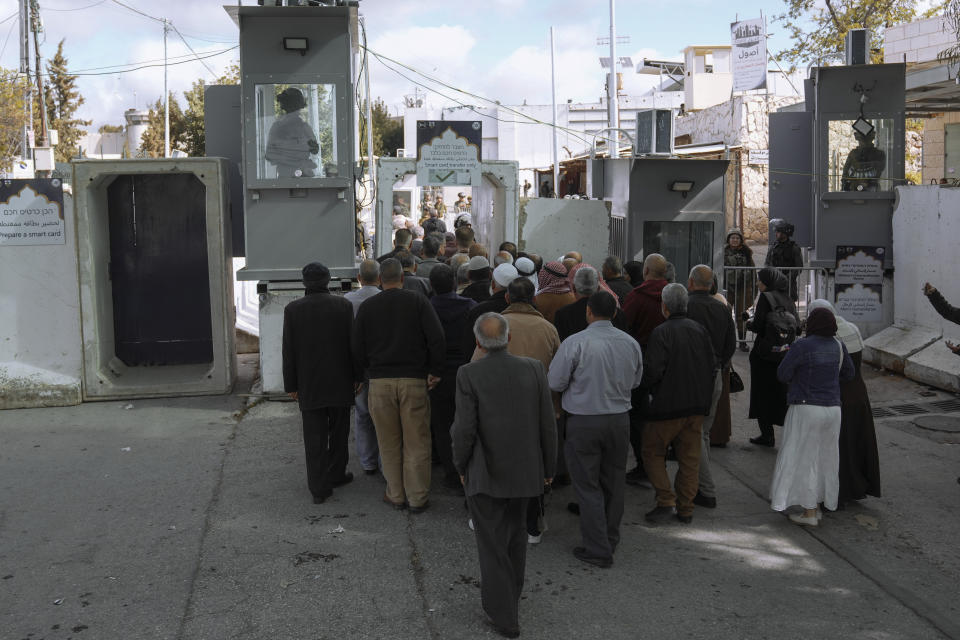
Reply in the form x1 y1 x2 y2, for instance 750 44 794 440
564 251 583 263
643 253 668 281
562 257 579 274
688 264 714 291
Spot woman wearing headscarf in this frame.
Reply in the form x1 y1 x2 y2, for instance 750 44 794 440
723 228 755 352
709 274 733 447
534 261 576 323
808 299 881 504
770 307 855 526
746 267 798 447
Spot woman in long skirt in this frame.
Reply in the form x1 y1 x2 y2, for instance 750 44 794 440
746 268 798 447
808 299 882 503
770 308 855 525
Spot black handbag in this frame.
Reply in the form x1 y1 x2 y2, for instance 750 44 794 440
729 366 745 393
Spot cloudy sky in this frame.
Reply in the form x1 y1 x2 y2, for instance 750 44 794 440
0 0 798 129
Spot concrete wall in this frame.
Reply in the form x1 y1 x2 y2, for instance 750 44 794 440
883 16 955 64
0 194 83 409
863 186 960 389
922 113 960 183
518 198 612 268
674 95 803 241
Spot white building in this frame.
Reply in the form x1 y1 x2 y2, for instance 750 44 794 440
77 108 151 160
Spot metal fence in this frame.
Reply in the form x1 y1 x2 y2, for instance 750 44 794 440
608 215 627 262
721 266 830 345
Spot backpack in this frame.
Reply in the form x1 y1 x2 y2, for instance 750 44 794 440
756 292 798 362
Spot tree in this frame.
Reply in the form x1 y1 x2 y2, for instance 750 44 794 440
940 0 960 64
177 63 240 157
43 40 92 162
98 124 123 134
370 98 403 158
139 94 187 157
774 0 922 68
0 69 31 171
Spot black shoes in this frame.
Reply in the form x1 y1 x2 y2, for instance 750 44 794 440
693 491 717 509
485 617 520 638
408 501 430 514
749 436 775 447
626 466 652 487
363 468 379 476
383 494 407 510
312 494 330 505
644 505 674 524
675 513 693 524
573 546 612 569
332 472 354 488
552 473 572 487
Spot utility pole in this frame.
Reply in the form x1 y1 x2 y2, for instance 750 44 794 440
550 26 559 198
607 0 619 159
19 0 31 161
361 16 375 195
163 18 170 158
30 0 49 171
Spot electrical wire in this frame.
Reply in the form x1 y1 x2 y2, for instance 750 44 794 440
42 0 108 11
0 12 18 25
170 23 218 79
33 45 237 77
354 16 371 209
0 12 17 60
108 0 163 23
69 46 236 72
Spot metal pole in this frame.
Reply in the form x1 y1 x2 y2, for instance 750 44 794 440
551 26 559 198
20 0 31 160
362 16 375 200
31 2 47 147
608 0 619 159
163 19 170 158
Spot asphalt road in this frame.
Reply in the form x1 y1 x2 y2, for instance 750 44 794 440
2 352 958 640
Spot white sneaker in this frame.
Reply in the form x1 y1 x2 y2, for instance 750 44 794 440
527 533 542 544
789 513 819 527
468 518 474 531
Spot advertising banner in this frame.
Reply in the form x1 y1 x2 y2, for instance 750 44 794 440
416 120 482 186
0 178 66 246
731 17 767 92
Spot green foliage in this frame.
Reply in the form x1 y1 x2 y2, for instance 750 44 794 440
43 40 92 162
183 80 206 157
774 0 920 68
139 94 187 158
939 0 960 63
369 98 403 158
0 69 31 171
98 124 123 134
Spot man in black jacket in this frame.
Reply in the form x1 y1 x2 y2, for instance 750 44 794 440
554 266 628 341
685 265 736 509
282 262 356 504
353 259 445 513
640 283 717 524
601 256 633 304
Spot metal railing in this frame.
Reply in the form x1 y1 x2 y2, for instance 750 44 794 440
721 266 830 345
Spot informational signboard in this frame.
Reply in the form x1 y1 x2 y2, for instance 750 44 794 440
749 149 769 165
835 246 884 323
416 120 482 186
836 245 884 285
0 178 66 246
731 17 767 92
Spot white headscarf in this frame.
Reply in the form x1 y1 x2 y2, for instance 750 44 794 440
808 299 863 353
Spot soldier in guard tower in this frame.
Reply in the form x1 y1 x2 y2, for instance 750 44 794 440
265 87 320 178
841 125 886 192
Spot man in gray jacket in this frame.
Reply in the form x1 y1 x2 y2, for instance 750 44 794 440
451 312 557 638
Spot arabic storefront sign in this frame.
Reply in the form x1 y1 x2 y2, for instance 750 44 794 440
416 120 482 187
731 17 767 92
0 179 66 246
836 246 884 285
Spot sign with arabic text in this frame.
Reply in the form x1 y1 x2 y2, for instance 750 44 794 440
0 179 66 246
836 246 884 285
416 120 482 186
731 18 767 92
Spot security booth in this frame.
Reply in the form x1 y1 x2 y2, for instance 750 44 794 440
227 3 358 282
624 157 729 277
215 4 359 394
809 63 905 268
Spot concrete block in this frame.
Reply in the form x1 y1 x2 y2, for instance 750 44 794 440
924 128 944 144
885 25 905 41
862 325 941 373
926 30 952 47
905 22 921 39
904 340 960 392
919 17 946 35
925 141 945 157
919 45 943 62
0 362 81 410
519 199 612 267
906 50 919 63
910 35 930 50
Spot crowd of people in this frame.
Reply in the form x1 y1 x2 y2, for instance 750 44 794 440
281 227 884 638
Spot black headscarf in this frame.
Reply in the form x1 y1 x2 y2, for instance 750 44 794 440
758 266 788 292
806 307 837 337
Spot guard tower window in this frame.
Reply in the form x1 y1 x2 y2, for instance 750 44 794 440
642 221 714 282
255 83 338 180
827 118 894 193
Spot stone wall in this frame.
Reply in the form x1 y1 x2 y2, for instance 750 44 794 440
675 95 803 243
922 113 960 183
883 16 955 64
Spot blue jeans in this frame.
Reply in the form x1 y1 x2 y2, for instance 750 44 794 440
354 383 380 471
